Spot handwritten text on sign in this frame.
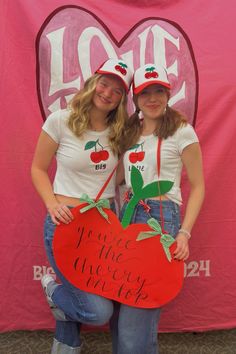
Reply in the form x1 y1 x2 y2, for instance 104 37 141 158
74 225 148 304
53 205 184 308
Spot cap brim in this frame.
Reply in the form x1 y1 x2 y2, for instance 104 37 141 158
96 69 129 92
133 80 171 95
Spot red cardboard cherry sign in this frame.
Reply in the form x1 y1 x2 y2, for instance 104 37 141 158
53 204 184 308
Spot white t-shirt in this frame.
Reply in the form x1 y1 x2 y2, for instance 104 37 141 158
42 109 118 199
123 124 199 205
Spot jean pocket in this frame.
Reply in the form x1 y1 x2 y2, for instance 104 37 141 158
163 205 180 237
149 203 172 223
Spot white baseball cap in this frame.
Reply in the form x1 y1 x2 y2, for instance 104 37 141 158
96 58 133 92
133 63 171 94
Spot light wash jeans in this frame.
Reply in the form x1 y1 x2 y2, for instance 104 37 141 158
44 208 115 349
110 198 181 354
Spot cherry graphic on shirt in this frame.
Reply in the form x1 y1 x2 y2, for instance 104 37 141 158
144 67 158 79
90 151 102 163
129 142 145 163
85 139 109 163
129 152 139 163
137 151 145 161
115 62 128 76
99 150 109 161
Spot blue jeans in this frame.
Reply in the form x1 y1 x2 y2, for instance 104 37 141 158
44 208 115 348
110 199 181 354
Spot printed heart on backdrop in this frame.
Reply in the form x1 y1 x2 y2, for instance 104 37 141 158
53 204 184 308
36 6 198 124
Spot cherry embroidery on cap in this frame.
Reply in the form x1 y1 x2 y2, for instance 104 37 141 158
145 66 158 79
115 62 128 76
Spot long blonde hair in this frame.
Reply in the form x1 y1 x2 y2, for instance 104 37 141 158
122 90 187 151
67 73 128 155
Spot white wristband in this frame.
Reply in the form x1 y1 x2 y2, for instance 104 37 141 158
179 228 191 239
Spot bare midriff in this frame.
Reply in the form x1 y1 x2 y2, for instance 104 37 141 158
149 195 169 201
55 194 114 207
129 189 169 201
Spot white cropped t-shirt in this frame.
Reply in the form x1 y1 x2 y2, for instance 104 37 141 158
42 109 118 199
123 124 199 205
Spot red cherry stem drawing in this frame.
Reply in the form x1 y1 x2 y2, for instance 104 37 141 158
121 166 173 228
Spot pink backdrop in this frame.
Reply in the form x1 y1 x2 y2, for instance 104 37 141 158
1 0 236 333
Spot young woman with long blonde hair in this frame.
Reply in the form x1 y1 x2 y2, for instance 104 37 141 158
31 58 133 354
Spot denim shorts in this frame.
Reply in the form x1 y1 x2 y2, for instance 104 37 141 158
120 198 181 238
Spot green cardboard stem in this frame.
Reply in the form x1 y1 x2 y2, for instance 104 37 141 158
121 167 174 227
121 196 139 228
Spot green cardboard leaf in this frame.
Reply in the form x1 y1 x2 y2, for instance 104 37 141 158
131 166 144 194
140 180 173 199
121 195 139 228
121 180 174 228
